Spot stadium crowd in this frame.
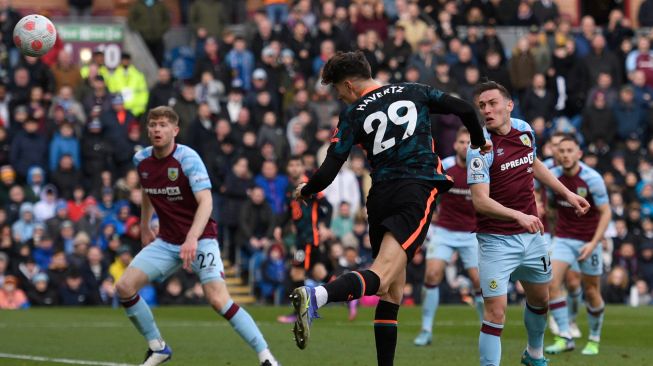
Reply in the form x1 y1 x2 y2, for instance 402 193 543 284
0 0 652 310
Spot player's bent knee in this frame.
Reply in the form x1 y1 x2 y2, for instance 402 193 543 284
484 305 506 323
425 270 443 285
115 279 136 298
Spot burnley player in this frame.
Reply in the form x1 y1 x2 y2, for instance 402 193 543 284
115 106 279 366
291 51 490 365
545 136 610 356
542 132 584 340
414 127 483 347
467 81 589 366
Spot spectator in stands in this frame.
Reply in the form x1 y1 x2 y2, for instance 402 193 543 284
514 1 537 26
226 36 256 91
127 0 170 65
193 37 227 84
631 70 653 109
481 49 511 93
171 83 198 143
59 269 90 305
639 0 653 27
106 54 149 117
0 251 8 282
81 76 112 118
509 36 536 101
627 37 653 89
582 91 617 149
33 185 58 223
531 0 559 25
604 266 629 304
236 186 275 279
66 186 86 223
5 184 27 225
219 156 254 262
49 121 80 173
254 160 288 216
68 231 90 269
258 243 286 304
50 155 82 201
80 116 112 195
190 0 226 41
521 73 556 122
25 166 46 202
51 51 81 93
45 199 68 238
100 94 137 176
0 275 27 309
26 272 58 306
586 34 624 89
75 197 100 240
604 9 634 51
48 87 85 128
331 201 354 239
396 1 429 51
11 202 36 244
10 117 48 180
79 246 108 302
195 71 225 116
20 56 55 97
587 72 619 108
147 68 175 112
613 85 648 143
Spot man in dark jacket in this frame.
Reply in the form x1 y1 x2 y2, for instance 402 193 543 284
26 272 59 306
127 0 170 65
9 117 47 181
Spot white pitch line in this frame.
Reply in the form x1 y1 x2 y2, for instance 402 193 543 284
0 352 136 366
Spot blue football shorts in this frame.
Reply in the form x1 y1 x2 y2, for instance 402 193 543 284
130 238 224 284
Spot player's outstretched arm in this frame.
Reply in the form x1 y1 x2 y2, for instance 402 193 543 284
533 158 590 215
429 92 487 149
297 155 346 200
470 183 544 234
140 189 156 246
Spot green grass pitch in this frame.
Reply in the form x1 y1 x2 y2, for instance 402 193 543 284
0 305 651 365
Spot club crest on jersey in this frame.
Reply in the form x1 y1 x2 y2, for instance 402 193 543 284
489 280 498 290
520 134 531 147
168 167 179 181
577 187 587 197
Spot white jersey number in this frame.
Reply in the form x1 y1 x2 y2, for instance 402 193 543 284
363 100 417 155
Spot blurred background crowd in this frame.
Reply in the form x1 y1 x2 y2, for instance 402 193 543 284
0 0 652 310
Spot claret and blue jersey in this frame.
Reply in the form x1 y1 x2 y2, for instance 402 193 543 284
549 163 609 242
466 118 538 234
133 144 218 245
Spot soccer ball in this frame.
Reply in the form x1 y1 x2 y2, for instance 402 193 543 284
13 14 57 57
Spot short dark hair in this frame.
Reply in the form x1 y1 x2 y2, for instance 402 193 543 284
147 106 179 125
287 155 303 164
559 135 580 146
321 51 372 85
473 80 511 100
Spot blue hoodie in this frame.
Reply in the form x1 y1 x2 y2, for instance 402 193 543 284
49 132 81 172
